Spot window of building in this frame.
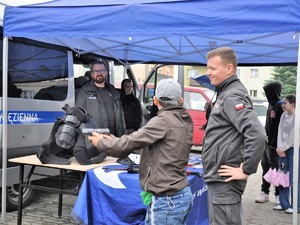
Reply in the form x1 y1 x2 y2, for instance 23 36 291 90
250 90 257 97
187 69 199 79
250 69 258 78
236 69 240 78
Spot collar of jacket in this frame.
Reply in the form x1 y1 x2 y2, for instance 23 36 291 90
157 105 183 114
89 81 120 97
215 75 239 96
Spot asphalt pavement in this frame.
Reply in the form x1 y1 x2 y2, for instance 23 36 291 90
0 161 299 225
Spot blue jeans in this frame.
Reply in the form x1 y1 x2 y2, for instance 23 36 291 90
144 186 193 225
278 147 300 211
278 154 291 209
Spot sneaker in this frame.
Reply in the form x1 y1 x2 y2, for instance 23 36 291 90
255 192 269 203
285 208 293 214
275 195 280 205
273 205 284 211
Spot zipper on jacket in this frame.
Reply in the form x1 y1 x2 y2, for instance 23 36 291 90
143 165 151 190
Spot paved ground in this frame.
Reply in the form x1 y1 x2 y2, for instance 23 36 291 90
0 161 299 225
243 165 299 225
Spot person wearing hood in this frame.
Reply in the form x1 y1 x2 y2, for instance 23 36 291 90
202 47 266 225
120 79 142 134
88 78 194 225
255 81 284 204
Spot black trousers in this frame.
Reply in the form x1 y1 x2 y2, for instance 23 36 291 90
207 182 243 225
260 145 279 196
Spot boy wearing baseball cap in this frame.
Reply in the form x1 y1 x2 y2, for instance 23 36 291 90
89 78 194 225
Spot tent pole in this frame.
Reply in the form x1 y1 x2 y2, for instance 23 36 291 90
1 36 8 223
292 33 300 225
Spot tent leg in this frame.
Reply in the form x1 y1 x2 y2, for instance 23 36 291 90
1 37 8 223
292 33 300 225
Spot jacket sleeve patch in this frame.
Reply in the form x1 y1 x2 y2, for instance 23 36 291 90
235 103 245 111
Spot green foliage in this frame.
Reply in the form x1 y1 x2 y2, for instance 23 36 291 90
265 66 297 97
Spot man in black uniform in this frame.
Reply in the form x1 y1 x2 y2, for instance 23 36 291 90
202 47 266 225
74 61 127 164
76 61 126 137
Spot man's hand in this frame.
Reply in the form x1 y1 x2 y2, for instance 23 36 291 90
218 163 249 182
88 132 111 147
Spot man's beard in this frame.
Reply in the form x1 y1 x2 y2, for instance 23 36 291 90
92 75 106 84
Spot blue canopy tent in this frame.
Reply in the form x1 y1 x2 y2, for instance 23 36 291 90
2 0 300 224
3 0 300 65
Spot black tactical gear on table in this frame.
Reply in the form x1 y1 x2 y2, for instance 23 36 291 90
37 104 107 165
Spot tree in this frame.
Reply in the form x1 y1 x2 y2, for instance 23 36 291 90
265 66 297 97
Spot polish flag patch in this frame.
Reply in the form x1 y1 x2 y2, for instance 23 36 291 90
235 103 245 111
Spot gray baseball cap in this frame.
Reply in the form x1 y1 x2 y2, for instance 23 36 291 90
155 78 182 105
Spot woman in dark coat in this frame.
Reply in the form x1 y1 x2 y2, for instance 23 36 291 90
120 79 142 134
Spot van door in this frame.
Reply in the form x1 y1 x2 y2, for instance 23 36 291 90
138 64 215 146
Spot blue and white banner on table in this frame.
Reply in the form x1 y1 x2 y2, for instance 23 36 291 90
72 166 208 225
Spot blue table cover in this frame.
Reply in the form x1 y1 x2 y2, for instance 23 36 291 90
72 164 208 225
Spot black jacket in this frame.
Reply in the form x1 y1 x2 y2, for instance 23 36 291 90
263 82 283 148
121 93 142 132
76 81 127 137
203 76 266 193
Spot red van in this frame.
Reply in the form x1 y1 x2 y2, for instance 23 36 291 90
141 83 215 146
182 86 215 145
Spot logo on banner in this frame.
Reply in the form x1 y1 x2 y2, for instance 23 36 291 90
94 167 126 189
193 184 208 197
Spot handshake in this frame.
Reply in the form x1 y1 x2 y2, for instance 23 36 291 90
81 128 110 136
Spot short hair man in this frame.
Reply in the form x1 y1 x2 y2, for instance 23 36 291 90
202 47 266 225
74 61 126 164
76 61 126 137
88 78 194 224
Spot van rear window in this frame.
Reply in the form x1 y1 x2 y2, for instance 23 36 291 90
0 38 68 100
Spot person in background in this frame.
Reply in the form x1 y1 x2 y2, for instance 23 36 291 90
202 47 266 225
88 78 194 225
76 61 126 137
273 94 298 214
120 79 142 134
255 81 283 205
73 61 126 164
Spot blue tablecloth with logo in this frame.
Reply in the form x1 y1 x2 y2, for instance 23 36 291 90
71 165 208 225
